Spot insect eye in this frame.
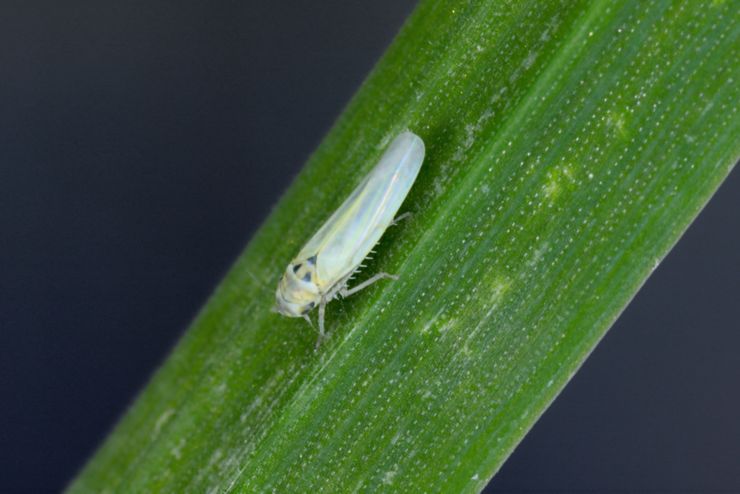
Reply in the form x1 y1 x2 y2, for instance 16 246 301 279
306 255 317 266
292 263 302 274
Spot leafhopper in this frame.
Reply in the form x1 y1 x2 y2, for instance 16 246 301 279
274 131 425 344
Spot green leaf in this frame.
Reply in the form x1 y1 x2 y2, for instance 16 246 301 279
69 1 739 492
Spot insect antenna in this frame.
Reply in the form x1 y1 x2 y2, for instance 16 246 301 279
245 268 277 302
245 268 270 287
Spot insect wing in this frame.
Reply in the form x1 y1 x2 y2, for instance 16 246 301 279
297 131 425 286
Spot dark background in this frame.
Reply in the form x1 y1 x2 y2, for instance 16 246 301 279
1 1 738 492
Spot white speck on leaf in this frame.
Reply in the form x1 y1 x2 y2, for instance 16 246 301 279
153 409 175 437
382 468 398 485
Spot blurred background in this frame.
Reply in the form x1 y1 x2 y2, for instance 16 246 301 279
1 1 738 492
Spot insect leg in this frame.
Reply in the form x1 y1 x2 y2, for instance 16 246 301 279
302 314 313 328
391 211 412 226
340 272 398 298
316 298 327 349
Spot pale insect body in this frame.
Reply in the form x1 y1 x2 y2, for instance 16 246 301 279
275 131 425 344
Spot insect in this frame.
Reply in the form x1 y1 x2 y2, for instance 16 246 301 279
274 130 425 345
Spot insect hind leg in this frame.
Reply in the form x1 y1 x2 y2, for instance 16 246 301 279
340 272 398 298
391 211 412 226
313 271 399 349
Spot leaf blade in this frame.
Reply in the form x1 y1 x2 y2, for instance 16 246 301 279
70 1 739 492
